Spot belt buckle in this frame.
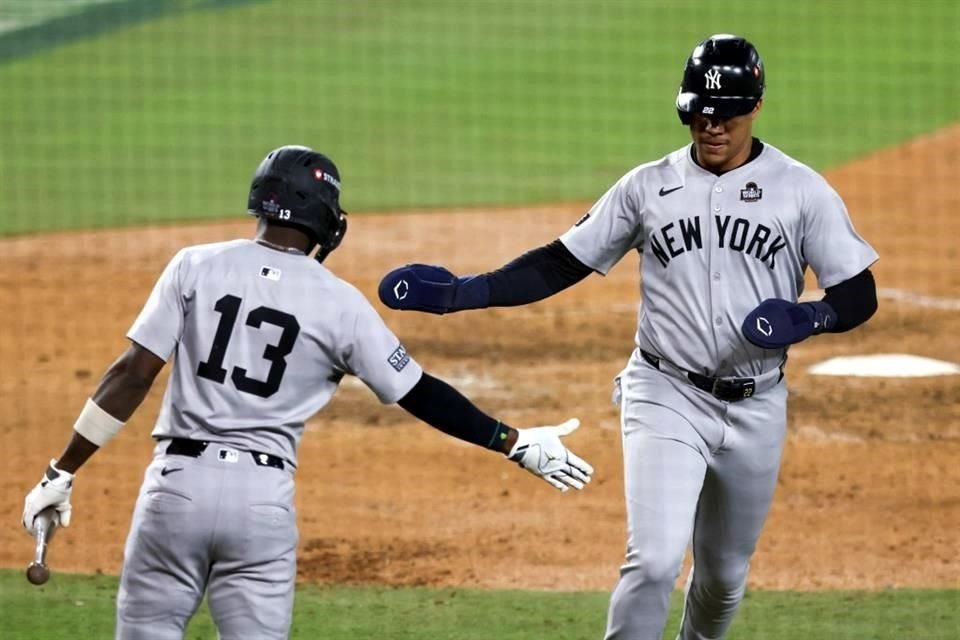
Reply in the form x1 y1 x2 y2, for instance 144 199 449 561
711 377 755 401
710 377 722 397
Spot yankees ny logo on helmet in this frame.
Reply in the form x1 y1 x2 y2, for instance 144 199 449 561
705 68 722 90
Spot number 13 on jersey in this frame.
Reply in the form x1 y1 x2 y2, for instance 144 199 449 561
196 294 300 398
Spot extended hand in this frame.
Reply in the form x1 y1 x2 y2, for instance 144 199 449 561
22 460 74 536
741 299 836 349
378 264 460 314
507 419 594 492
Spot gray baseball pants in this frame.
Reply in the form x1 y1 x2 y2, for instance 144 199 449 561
605 355 788 640
115 441 298 639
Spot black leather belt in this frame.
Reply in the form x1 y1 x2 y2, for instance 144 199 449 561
640 349 782 402
165 438 285 470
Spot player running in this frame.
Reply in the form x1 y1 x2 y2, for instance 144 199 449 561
377 35 878 639
21 145 593 639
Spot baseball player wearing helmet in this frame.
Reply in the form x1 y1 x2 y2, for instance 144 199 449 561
21 145 593 639
378 35 879 639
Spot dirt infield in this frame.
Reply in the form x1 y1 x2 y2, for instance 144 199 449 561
2 128 959 592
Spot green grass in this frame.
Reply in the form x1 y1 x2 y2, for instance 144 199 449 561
0 1 958 234
1 570 958 639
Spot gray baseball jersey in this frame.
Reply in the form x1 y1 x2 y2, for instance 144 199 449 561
127 239 422 467
560 141 878 377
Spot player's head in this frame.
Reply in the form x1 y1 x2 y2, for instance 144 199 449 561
676 34 764 171
247 145 348 262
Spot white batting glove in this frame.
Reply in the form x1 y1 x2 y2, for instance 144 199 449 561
507 419 594 492
22 459 74 536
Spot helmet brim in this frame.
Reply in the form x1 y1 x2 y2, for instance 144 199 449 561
676 91 760 125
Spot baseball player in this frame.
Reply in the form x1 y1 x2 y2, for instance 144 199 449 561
377 35 879 639
21 145 593 640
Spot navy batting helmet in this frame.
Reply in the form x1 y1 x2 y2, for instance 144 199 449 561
247 145 348 262
676 34 765 125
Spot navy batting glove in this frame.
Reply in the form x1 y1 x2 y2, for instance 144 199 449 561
378 264 491 314
741 299 837 349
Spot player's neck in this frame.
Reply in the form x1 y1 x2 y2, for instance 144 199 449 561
255 221 314 255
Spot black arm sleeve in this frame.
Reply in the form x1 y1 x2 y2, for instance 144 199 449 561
397 372 508 450
485 240 594 306
822 268 878 332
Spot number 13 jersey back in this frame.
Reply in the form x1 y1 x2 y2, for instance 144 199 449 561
127 239 423 468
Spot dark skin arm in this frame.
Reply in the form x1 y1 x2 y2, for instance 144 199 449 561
55 342 166 474
498 427 519 454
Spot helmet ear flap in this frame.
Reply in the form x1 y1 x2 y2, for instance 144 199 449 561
315 209 347 264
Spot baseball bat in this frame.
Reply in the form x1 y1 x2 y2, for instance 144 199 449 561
25 506 59 586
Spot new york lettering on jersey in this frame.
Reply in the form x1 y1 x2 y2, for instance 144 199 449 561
647 215 788 269
645 168 791 271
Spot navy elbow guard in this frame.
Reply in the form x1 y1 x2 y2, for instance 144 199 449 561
741 299 837 349
378 264 489 314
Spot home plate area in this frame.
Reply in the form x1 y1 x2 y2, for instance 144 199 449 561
809 354 960 377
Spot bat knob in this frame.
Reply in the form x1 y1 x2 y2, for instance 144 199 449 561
26 561 50 586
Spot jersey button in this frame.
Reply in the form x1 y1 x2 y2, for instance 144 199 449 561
713 205 721 212
713 272 720 280
715 316 723 326
714 185 723 193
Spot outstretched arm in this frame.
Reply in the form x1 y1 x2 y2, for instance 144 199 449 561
397 372 593 492
22 342 165 534
398 372 518 453
378 240 593 314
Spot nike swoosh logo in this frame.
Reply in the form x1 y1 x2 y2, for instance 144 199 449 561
659 185 683 196
160 467 183 477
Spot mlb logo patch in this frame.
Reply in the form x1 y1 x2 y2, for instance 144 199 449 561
388 345 411 372
259 265 282 281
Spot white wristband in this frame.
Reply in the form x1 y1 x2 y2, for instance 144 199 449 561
73 398 126 447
